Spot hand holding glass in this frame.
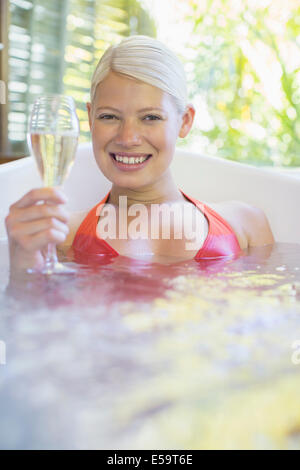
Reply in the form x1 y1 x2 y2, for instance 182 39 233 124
28 94 79 274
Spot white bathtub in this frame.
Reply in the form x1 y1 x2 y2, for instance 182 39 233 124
1 142 300 244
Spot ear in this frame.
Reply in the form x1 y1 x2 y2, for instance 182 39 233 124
86 102 92 130
178 104 195 138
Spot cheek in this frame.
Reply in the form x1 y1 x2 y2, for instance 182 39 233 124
91 126 116 161
91 124 107 145
91 128 108 169
149 124 177 149
160 123 178 153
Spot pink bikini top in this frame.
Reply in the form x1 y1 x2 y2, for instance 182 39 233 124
71 189 241 260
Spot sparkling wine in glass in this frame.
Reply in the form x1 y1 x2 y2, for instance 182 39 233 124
28 94 80 274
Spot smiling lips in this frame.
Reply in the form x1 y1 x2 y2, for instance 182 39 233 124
110 152 152 165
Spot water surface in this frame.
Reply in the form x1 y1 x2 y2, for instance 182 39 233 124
0 242 300 449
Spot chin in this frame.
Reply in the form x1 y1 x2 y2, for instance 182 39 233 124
111 177 151 189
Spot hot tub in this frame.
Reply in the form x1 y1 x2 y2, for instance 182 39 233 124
0 146 300 449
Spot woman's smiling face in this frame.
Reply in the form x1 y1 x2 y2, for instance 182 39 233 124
87 71 193 190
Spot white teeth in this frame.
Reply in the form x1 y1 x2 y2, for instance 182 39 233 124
114 154 148 164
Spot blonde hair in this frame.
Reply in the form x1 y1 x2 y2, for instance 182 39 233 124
90 35 188 115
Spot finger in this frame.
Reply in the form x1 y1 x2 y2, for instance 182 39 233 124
10 187 68 210
11 218 70 238
12 203 70 224
21 229 68 252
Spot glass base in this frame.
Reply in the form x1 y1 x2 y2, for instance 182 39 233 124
27 261 76 275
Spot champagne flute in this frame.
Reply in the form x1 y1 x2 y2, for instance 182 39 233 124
27 94 79 275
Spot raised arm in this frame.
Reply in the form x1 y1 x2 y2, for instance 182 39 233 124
5 187 70 274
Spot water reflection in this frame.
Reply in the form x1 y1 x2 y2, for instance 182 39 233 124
0 242 300 449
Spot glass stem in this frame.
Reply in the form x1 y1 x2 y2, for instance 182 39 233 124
44 243 58 269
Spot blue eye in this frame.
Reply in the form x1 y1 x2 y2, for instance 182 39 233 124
144 115 161 121
98 114 118 120
97 114 161 121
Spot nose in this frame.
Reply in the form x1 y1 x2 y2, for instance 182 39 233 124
114 119 142 147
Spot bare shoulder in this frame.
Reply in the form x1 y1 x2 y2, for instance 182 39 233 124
58 209 89 248
205 200 248 249
235 201 275 247
208 200 275 248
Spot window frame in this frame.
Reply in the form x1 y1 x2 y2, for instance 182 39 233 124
0 0 10 160
0 0 156 163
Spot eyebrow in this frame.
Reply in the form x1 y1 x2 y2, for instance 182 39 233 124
95 106 165 113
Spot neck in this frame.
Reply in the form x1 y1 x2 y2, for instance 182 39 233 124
108 170 186 207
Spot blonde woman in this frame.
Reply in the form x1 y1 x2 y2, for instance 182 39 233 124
5 35 274 272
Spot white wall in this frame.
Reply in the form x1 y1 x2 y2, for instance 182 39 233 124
1 143 300 244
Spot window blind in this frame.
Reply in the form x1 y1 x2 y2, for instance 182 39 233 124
7 0 156 157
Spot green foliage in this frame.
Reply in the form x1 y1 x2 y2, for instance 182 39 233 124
180 0 300 167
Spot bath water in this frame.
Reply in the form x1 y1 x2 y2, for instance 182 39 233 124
0 241 300 449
